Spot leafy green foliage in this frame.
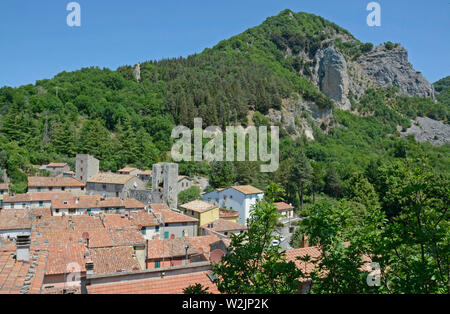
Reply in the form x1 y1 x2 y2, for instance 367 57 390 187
213 190 303 294
178 186 201 205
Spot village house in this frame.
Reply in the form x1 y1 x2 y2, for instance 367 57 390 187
219 208 239 223
274 202 295 219
118 167 141 176
0 209 32 240
86 264 218 294
180 200 219 232
86 173 145 198
50 195 146 216
150 203 199 238
0 238 48 294
0 183 9 208
146 238 200 269
2 192 73 210
137 170 152 185
27 177 85 195
178 175 193 193
200 218 247 237
44 163 71 177
203 185 264 225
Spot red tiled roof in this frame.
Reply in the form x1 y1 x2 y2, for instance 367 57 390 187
274 202 295 211
3 192 73 203
101 214 133 229
28 177 84 188
0 183 9 190
0 209 32 231
47 163 68 168
152 207 198 224
285 247 321 277
87 173 135 185
231 185 264 195
147 238 198 259
185 236 223 261
0 246 48 294
129 212 158 227
180 200 218 213
45 244 87 275
201 219 247 233
86 271 219 294
219 209 239 218
90 246 141 274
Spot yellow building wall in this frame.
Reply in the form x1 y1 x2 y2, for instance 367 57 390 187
198 207 220 227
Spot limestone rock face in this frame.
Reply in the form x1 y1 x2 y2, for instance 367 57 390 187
314 47 351 110
399 117 450 146
357 45 435 98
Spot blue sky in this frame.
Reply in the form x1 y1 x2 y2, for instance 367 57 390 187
0 0 449 88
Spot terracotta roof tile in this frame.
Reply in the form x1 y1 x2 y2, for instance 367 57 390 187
152 207 198 224
147 238 198 259
87 271 219 294
0 209 32 231
274 202 295 211
90 246 141 274
180 200 217 213
27 177 84 188
231 185 264 195
201 219 247 233
47 163 68 168
45 244 87 275
87 173 135 185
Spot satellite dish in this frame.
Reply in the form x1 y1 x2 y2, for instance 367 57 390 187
82 232 90 239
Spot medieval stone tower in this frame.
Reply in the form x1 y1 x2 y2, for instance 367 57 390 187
75 154 99 184
151 162 178 209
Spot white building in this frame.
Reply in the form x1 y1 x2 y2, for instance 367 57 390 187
203 185 264 226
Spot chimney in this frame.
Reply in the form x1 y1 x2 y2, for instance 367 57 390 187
16 235 31 262
85 260 94 275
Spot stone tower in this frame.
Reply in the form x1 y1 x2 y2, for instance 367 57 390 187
75 154 99 184
151 162 178 209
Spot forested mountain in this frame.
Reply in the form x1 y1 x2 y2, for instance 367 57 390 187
434 76 450 106
0 9 448 201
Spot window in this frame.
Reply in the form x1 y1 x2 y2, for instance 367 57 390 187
37 188 41 192
102 185 107 190
62 187 65 191
164 232 169 239
140 227 146 235
55 209 60 214
49 187 53 191
155 226 160 232
155 261 160 269
39 201 44 207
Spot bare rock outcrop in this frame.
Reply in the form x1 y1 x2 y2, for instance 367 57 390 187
314 47 352 110
357 45 435 98
399 117 450 146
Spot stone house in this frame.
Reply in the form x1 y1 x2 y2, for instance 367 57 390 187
27 177 85 195
86 173 145 198
45 163 70 177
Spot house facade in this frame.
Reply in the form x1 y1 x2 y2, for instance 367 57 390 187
178 176 193 193
86 173 145 198
180 200 219 229
203 185 264 225
45 163 70 177
27 177 85 195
